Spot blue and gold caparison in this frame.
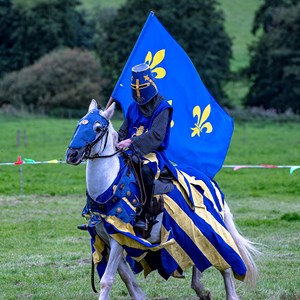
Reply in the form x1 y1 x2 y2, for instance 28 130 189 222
83 157 141 225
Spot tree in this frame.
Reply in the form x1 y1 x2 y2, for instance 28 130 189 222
0 0 92 78
94 0 232 105
0 0 24 75
0 48 104 117
251 0 299 34
245 0 300 113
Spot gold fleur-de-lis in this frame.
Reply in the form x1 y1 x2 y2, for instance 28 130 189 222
145 49 166 79
191 104 213 137
167 100 175 128
144 50 174 127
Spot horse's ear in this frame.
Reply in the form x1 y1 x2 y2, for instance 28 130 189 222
101 102 115 120
88 99 98 112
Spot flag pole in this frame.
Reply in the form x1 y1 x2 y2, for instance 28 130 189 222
105 96 116 110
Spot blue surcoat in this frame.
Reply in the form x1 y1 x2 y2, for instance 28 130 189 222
125 100 174 176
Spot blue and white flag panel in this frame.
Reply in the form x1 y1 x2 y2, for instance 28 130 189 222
112 12 234 178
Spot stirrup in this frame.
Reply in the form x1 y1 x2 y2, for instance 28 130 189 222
134 219 148 230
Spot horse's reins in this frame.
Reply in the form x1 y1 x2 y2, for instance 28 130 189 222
84 119 121 160
91 258 98 293
124 150 147 206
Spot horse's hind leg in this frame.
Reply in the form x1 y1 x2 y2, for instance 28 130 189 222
191 266 211 300
221 269 239 300
99 238 123 300
118 257 146 300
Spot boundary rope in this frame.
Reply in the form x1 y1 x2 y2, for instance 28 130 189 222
1 156 299 175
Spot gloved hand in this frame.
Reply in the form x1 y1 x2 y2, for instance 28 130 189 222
116 138 132 151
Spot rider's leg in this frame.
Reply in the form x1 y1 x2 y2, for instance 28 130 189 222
134 164 154 229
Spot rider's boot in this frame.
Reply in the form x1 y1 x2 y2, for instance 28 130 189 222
134 182 154 231
77 224 88 230
134 164 154 231
134 208 148 230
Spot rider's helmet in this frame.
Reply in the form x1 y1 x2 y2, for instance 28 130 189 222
131 63 158 105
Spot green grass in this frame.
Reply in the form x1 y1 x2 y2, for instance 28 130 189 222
0 195 299 299
0 116 122 195
216 121 300 198
1 116 299 197
0 116 300 299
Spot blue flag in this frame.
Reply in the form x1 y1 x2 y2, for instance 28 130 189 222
112 12 233 178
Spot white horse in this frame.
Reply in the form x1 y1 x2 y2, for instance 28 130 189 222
66 99 259 300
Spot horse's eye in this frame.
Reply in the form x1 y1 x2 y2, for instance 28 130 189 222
94 124 102 133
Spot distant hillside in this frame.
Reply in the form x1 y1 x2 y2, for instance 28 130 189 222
12 0 260 71
79 0 125 9
79 0 260 71
219 0 260 71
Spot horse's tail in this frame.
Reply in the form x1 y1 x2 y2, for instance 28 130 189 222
224 202 260 287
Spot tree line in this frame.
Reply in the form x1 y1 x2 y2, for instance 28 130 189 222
0 0 299 117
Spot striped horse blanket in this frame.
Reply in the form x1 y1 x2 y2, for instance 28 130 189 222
83 158 247 281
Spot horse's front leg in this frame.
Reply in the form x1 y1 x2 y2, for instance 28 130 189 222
99 238 123 300
221 269 239 300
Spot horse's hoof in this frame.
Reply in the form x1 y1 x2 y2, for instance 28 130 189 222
199 291 211 300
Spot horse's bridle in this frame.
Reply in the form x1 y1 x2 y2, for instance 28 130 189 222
84 119 121 160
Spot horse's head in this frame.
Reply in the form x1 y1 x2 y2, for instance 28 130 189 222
66 99 117 165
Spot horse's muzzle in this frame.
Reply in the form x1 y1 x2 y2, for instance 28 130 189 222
66 147 85 165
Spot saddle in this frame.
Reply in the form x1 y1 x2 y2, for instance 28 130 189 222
125 153 174 238
126 152 173 203
150 168 174 214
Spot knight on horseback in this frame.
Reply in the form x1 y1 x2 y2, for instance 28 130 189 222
66 95 259 300
116 62 173 232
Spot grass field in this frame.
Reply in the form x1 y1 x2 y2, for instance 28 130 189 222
0 116 299 299
1 115 299 197
0 194 299 299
